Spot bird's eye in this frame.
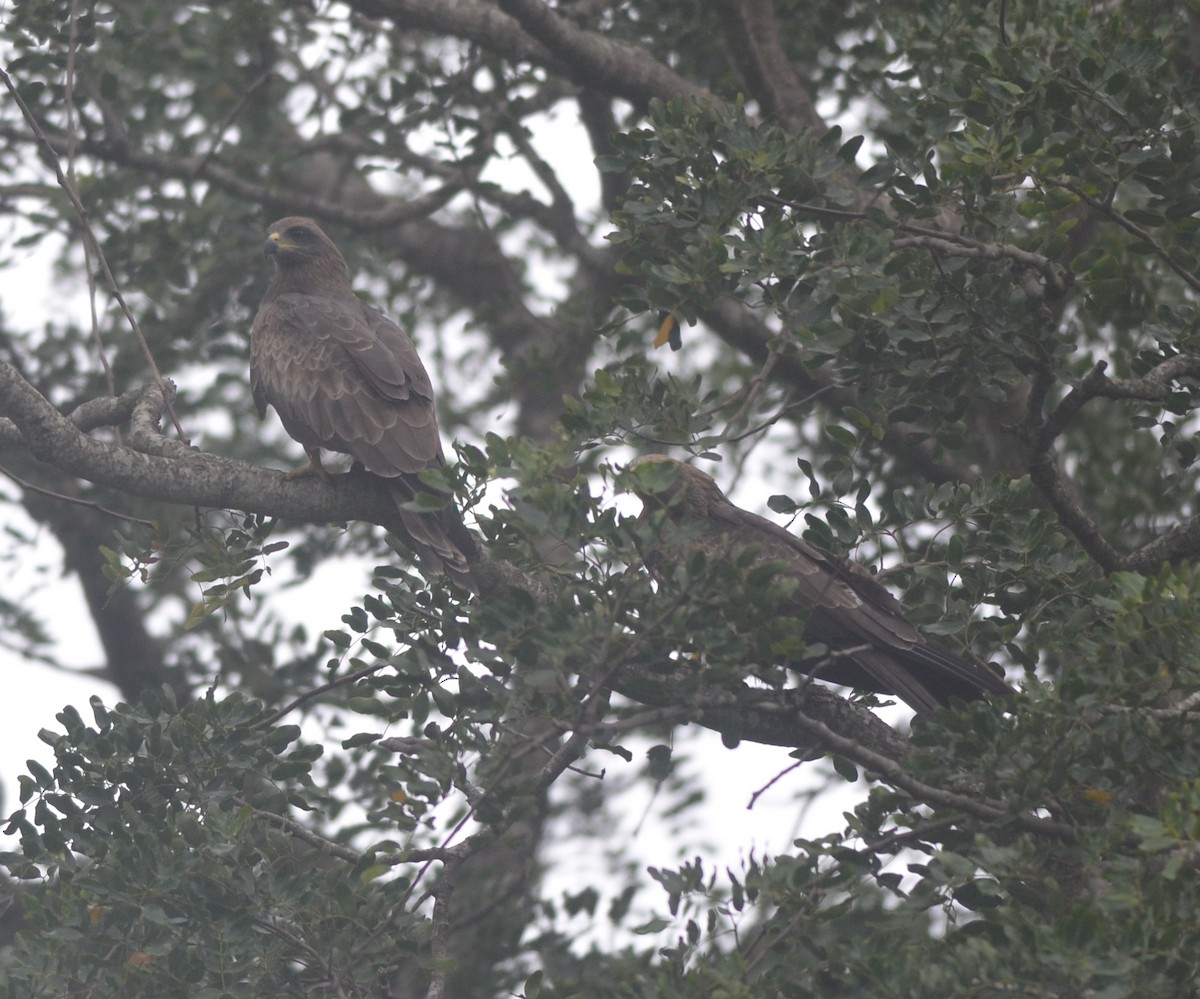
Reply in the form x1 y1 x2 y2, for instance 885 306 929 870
287 227 312 241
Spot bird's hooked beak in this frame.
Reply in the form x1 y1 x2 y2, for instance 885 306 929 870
263 231 282 258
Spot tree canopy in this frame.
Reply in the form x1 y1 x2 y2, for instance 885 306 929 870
1 1 1199 996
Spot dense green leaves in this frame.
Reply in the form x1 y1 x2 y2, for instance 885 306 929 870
3 0 1200 996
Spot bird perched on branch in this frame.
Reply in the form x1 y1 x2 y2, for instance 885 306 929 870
250 216 475 591
629 455 1011 715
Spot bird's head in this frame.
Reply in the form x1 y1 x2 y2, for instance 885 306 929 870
262 217 350 283
627 455 723 520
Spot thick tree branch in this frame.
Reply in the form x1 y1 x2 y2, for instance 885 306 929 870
714 0 823 134
0 363 403 528
354 0 716 108
1027 447 1127 573
612 666 911 761
353 0 559 69
495 0 714 106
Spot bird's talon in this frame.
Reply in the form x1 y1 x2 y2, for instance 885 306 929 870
286 460 326 480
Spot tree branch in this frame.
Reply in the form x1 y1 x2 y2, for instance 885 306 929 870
713 0 823 134
0 124 470 231
611 664 912 761
0 364 1010 770
1043 177 1200 294
0 363 401 527
352 0 559 70
774 706 1077 841
236 798 365 866
495 0 715 106
1018 355 1200 572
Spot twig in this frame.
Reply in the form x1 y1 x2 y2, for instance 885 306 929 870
0 66 186 441
858 816 961 857
1103 689 1200 719
190 69 276 178
253 917 350 998
761 191 1068 297
747 759 804 810
719 341 784 440
234 798 364 865
1043 178 1200 293
767 703 1078 841
255 658 396 729
0 462 157 528
65 0 119 407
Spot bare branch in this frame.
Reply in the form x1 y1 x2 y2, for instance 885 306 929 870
235 798 365 865
0 384 146 445
0 462 156 528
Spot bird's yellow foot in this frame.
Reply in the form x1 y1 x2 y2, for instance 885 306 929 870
287 457 327 480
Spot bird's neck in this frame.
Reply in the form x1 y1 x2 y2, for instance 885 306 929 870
268 259 353 298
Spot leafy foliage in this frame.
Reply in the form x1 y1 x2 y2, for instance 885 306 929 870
1 0 1200 996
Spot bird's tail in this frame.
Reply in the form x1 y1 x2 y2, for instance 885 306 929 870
802 637 1010 716
387 478 478 594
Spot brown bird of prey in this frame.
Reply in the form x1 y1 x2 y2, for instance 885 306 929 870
630 456 1011 715
251 216 475 590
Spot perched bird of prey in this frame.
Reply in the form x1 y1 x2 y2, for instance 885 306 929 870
630 456 1011 715
251 216 475 591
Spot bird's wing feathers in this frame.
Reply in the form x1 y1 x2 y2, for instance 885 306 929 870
650 461 1009 711
703 491 922 648
355 305 435 402
252 293 443 475
251 217 475 592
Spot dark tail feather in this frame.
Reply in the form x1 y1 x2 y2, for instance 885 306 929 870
812 646 946 715
807 639 1011 716
903 636 1012 703
387 479 478 594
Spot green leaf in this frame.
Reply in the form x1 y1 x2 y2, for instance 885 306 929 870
646 744 673 781
831 755 858 782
